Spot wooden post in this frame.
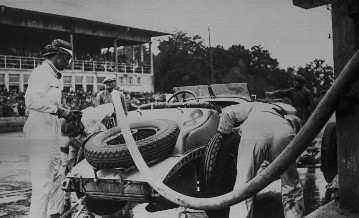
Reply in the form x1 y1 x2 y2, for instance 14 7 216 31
292 0 359 211
114 39 118 72
149 42 154 75
331 0 359 210
69 33 74 70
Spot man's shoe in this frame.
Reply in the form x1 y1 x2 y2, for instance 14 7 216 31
49 213 60 218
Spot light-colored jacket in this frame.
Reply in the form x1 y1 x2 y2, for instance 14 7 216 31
95 89 128 116
23 61 62 139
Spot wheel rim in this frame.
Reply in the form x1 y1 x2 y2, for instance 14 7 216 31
105 128 158 145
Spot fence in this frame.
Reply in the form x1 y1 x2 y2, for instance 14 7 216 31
0 55 152 74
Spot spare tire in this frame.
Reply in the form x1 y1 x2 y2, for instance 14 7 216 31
201 132 240 218
321 121 338 183
85 119 180 169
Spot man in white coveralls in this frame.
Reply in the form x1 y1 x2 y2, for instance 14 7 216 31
217 102 304 218
23 39 79 218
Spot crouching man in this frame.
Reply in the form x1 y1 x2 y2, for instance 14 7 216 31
59 103 116 217
217 102 304 218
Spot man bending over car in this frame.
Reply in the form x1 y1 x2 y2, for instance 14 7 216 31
217 102 304 218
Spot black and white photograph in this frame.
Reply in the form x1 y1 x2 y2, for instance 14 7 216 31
0 0 358 217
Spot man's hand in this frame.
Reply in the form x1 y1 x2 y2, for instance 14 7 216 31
56 107 71 120
56 107 82 124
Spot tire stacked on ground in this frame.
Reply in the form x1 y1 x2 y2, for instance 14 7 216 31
201 131 241 218
84 119 180 169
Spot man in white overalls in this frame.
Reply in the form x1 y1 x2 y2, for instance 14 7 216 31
217 102 304 218
24 39 79 218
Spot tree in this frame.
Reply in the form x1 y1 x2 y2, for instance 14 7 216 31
154 31 209 92
153 32 333 99
296 59 334 96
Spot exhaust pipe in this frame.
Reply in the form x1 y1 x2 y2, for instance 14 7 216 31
110 49 359 210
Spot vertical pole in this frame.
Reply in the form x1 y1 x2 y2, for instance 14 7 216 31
71 75 75 92
4 73 9 91
19 73 24 92
141 44 144 74
83 75 87 92
114 39 118 72
149 42 154 75
93 76 98 93
70 33 74 70
132 45 135 74
208 26 214 83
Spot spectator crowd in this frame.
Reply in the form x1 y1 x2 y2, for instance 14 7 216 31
0 86 167 117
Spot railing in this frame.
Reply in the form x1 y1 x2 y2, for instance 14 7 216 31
0 55 152 74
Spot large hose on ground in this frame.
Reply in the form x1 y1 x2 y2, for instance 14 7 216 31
111 49 359 210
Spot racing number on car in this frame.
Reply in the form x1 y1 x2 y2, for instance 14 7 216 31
183 109 204 126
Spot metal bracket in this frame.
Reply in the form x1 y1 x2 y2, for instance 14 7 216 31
93 168 100 183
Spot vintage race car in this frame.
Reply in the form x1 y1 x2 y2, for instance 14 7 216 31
62 83 301 216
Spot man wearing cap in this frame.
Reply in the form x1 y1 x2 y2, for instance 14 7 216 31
95 75 128 127
217 102 304 218
60 103 115 217
265 74 315 124
23 39 80 218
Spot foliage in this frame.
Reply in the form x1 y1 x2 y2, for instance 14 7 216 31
154 31 209 92
154 32 334 98
296 59 334 96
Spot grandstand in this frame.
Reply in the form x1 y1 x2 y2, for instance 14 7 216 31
0 4 170 93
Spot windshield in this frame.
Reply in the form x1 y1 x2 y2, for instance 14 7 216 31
173 83 252 102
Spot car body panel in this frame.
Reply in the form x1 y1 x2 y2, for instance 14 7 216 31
127 107 219 154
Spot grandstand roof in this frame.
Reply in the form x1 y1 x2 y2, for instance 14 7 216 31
0 1 171 39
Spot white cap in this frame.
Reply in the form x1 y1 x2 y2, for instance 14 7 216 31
103 75 116 84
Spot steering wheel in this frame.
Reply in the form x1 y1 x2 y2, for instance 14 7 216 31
167 90 199 103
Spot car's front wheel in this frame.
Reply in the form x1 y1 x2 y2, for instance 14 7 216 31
201 131 240 218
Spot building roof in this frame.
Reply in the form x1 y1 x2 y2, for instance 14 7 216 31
0 1 171 38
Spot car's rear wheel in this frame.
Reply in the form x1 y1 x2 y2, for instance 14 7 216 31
84 119 179 169
321 121 338 183
201 132 240 218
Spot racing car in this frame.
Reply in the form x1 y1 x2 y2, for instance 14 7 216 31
62 83 301 216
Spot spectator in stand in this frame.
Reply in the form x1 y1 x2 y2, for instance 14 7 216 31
16 93 26 116
265 74 315 124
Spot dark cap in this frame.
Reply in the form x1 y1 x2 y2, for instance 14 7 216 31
293 74 305 83
61 120 84 137
43 39 73 58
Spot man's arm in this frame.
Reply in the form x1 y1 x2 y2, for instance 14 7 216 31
217 103 252 134
265 88 293 99
94 92 102 107
120 92 128 116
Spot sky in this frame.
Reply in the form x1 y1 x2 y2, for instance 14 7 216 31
1 0 333 69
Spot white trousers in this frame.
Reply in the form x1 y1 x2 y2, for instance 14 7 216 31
28 136 67 218
229 117 304 218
